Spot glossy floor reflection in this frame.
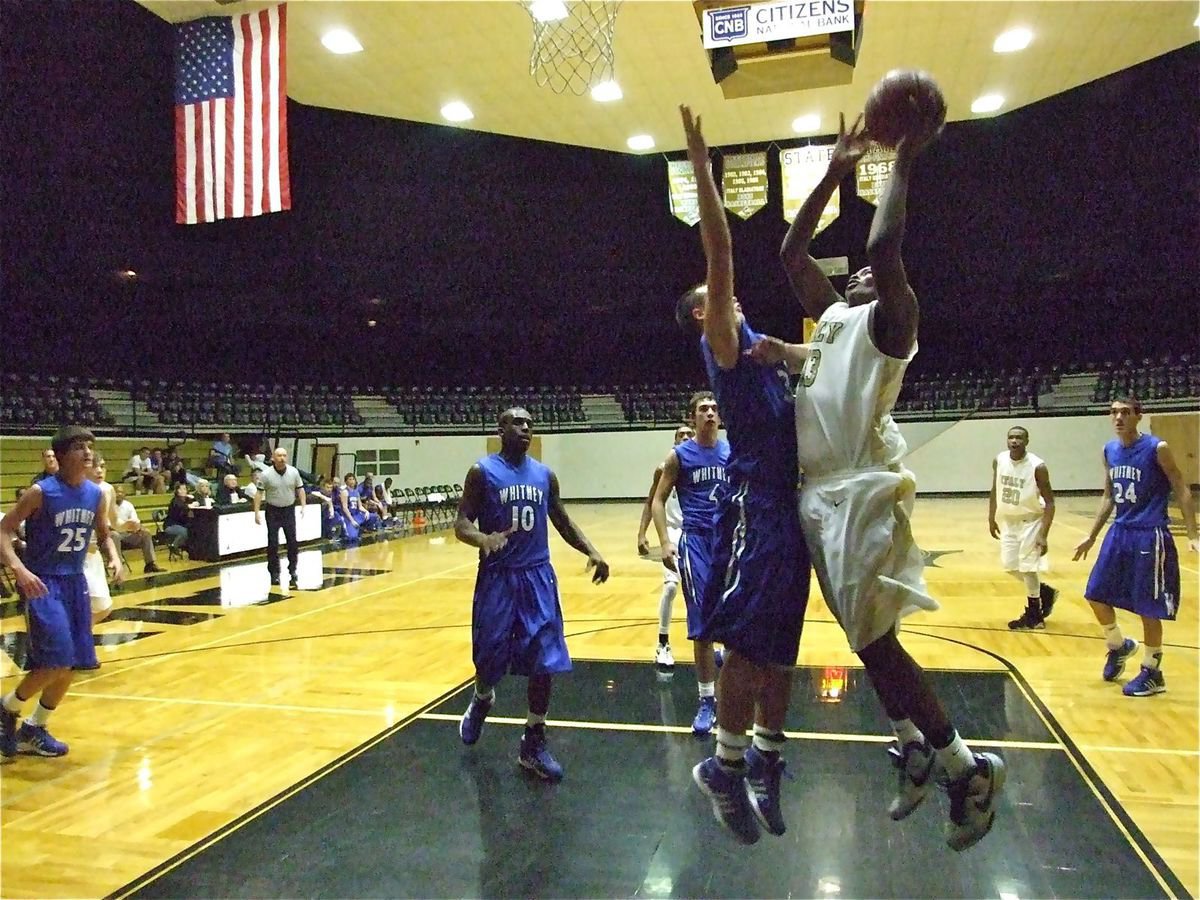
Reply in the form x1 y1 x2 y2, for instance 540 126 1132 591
128 661 1177 899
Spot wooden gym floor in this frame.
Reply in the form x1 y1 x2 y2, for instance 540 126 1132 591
0 496 1196 898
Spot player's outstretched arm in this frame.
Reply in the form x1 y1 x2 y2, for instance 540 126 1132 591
1073 457 1115 560
650 453 681 573
744 335 811 373
454 465 512 556
865 132 928 359
547 472 609 583
0 484 48 598
637 464 664 556
781 113 868 320
680 105 738 369
1157 441 1199 551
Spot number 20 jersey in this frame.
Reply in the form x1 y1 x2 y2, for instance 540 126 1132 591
794 300 913 478
476 453 551 570
23 476 102 576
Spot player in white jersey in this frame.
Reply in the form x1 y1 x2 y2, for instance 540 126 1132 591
637 423 695 671
988 427 1058 630
83 455 121 625
755 113 1005 852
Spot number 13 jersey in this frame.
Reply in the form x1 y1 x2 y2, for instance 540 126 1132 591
477 453 551 570
794 300 913 477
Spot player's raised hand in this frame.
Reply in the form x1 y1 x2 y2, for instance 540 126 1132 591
830 112 870 173
479 526 514 557
679 105 708 166
587 553 610 584
1072 536 1095 561
745 336 789 366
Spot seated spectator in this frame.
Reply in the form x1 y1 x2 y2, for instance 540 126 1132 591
190 480 215 509
216 473 248 506
30 448 58 484
162 484 191 558
336 474 382 542
123 446 164 494
360 474 392 523
112 485 164 573
210 432 240 476
168 459 191 491
242 469 262 501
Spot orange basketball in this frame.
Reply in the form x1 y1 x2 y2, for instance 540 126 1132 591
864 69 947 149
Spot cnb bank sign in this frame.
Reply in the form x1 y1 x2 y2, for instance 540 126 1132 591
702 0 853 48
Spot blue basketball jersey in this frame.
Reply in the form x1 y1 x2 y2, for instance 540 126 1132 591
23 476 102 576
1105 433 1170 527
674 438 730 532
344 485 362 512
476 453 551 570
701 319 798 494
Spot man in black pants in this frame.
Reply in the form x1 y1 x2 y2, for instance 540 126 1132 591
253 448 306 588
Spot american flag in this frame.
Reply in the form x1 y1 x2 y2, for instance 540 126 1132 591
174 4 290 225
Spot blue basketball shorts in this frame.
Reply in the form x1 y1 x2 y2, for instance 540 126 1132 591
471 562 571 687
22 573 98 671
701 483 811 666
1085 524 1181 620
678 527 715 640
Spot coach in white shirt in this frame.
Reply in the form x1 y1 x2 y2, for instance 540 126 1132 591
253 448 306 588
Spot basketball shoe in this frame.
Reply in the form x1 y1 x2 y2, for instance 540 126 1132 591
692 757 760 845
945 752 1006 851
745 746 789 836
1102 638 1138 682
887 739 937 820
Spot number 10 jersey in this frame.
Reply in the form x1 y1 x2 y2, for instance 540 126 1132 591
476 453 551 570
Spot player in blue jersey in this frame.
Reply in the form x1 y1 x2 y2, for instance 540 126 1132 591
650 391 730 734
0 426 121 758
1072 396 1198 696
455 406 609 782
674 106 812 844
636 422 696 674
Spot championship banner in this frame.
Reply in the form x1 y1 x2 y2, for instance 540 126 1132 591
721 152 768 220
855 146 898 206
667 159 701 226
780 143 839 234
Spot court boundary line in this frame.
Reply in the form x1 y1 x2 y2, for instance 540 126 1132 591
907 628 1188 900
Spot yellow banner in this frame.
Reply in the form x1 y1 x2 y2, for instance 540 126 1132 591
667 160 700 226
855 146 897 206
780 144 839 234
721 152 768 220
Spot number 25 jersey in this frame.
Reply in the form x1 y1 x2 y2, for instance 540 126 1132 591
476 453 551 570
23 476 102 576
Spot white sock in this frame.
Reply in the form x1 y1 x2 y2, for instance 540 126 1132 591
891 718 924 747
474 687 495 703
752 724 786 755
1102 622 1124 651
658 582 676 634
698 681 715 699
526 711 546 727
1143 646 1163 670
29 702 54 727
2 692 23 714
1009 570 1039 596
716 728 749 767
934 732 977 781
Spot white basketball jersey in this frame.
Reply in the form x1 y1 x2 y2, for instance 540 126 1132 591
995 451 1045 518
794 301 913 477
665 488 682 531
88 481 115 549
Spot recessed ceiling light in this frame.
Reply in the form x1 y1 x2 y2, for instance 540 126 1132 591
441 101 474 122
993 28 1032 53
627 134 654 151
321 29 362 54
971 93 1005 114
529 0 569 23
590 80 623 102
792 114 821 134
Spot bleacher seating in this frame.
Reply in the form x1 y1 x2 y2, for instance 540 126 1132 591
1090 354 1199 404
383 385 586 428
0 373 114 429
135 380 365 428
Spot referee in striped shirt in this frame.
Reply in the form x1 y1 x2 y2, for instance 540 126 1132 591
253 448 306 588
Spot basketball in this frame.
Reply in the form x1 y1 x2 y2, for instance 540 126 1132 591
864 69 947 149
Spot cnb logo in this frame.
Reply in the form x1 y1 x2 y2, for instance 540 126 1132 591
707 5 749 42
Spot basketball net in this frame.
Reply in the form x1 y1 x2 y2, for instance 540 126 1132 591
522 1 621 96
